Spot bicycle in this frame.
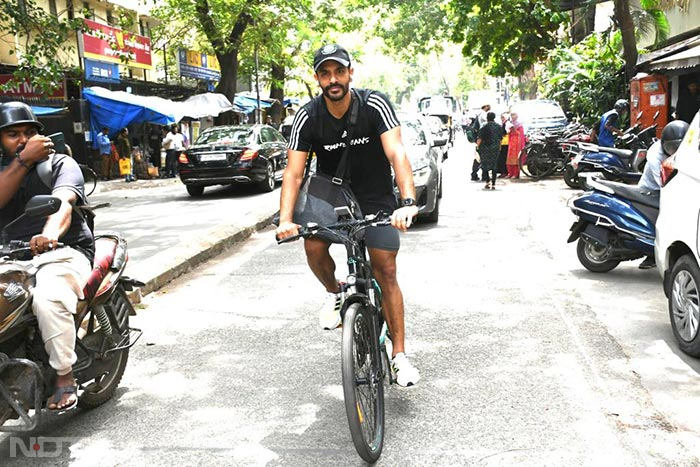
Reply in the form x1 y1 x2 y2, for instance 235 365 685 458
79 163 98 196
277 211 394 463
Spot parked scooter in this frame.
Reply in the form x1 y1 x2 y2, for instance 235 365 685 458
567 175 658 272
0 196 143 431
564 111 659 188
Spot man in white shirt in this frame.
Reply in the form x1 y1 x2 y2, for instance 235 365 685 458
162 125 185 178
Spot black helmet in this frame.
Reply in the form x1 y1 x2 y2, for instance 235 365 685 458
0 102 43 132
614 99 629 113
661 120 689 156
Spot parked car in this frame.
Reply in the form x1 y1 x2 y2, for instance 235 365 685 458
655 111 699 356
509 99 568 134
178 124 287 197
395 114 445 222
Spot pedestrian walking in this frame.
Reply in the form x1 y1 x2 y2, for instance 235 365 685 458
162 125 185 178
476 112 505 190
498 112 509 177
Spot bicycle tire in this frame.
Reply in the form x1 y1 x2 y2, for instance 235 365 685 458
81 164 98 196
341 302 385 463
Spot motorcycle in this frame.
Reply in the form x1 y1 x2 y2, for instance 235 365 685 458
0 195 143 431
564 112 659 189
519 122 592 180
567 175 658 273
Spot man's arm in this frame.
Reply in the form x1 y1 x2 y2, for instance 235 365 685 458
275 149 309 240
30 188 77 256
0 135 53 209
380 126 418 231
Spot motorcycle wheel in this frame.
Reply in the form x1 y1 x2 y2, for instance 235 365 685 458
564 165 581 189
668 255 700 357
576 238 620 273
77 285 131 409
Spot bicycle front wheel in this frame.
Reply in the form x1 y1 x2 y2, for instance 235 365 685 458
341 302 385 463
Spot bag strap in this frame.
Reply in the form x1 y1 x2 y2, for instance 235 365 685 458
333 89 359 185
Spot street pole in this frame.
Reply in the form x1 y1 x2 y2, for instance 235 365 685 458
255 45 261 124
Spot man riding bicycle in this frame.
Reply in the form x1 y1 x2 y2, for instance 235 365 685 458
275 44 420 387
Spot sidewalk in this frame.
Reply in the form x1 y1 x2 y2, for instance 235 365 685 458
88 175 278 302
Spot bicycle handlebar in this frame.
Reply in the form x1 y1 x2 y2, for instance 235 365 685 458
276 214 392 245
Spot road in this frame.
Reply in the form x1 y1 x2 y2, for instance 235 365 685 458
2 135 700 466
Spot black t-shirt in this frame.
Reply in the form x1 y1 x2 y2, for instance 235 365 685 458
0 153 95 263
288 88 400 215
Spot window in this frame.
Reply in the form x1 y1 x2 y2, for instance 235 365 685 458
49 0 57 16
106 9 113 25
139 20 151 38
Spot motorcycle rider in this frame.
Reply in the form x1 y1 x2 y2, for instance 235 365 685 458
636 119 689 269
0 102 94 411
597 99 629 148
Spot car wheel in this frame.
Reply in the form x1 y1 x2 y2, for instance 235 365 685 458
425 198 439 223
576 237 619 273
669 255 700 356
258 161 275 193
186 185 205 197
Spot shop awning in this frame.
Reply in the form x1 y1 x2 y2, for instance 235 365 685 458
181 93 233 118
31 105 65 116
233 94 274 114
637 35 700 72
83 86 179 133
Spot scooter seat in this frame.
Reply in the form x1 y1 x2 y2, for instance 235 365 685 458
596 179 660 209
597 147 633 159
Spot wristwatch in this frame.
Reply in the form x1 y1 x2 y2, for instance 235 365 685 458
401 198 416 207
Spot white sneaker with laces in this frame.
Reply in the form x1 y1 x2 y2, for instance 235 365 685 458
319 291 343 330
391 352 420 387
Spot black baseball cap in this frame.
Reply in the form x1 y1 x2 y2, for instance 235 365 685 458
313 44 351 71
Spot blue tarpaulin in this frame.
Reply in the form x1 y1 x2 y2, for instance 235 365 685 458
233 95 273 114
83 87 178 144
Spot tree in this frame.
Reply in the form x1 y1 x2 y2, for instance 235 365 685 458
446 0 568 77
0 0 84 95
613 0 638 81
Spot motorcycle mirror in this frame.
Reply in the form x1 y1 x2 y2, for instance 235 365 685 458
1 196 62 245
24 195 61 218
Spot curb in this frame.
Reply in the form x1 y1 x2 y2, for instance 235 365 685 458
127 211 276 303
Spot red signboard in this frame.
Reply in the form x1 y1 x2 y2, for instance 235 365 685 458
81 19 152 69
0 75 65 99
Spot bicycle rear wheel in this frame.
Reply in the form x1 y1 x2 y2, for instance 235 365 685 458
341 302 385 463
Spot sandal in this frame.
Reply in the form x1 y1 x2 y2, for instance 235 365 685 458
47 384 78 412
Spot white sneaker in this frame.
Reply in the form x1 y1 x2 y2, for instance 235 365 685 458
391 352 420 387
319 291 343 330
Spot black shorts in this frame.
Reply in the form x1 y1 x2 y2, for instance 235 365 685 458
364 225 400 251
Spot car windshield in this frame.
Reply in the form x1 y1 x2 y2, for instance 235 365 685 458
196 127 252 146
511 101 565 123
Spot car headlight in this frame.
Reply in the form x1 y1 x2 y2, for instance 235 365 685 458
413 165 432 186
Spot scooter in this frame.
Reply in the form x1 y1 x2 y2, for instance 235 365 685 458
0 196 143 431
564 113 658 188
567 175 658 273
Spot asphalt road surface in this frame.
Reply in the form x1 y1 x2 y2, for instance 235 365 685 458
2 135 700 466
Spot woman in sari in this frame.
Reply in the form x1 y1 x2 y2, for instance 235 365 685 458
506 111 526 179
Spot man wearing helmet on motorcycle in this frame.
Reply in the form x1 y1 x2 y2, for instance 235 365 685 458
597 99 629 148
0 102 94 411
636 119 690 269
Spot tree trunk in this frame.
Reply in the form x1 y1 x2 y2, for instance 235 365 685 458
215 51 239 125
613 0 638 81
269 63 285 126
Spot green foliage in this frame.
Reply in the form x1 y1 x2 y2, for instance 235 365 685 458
539 33 626 125
0 0 84 95
446 0 568 76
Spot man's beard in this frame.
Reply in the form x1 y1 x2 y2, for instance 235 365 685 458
322 83 349 102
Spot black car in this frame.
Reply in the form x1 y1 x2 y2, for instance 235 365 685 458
178 124 287 197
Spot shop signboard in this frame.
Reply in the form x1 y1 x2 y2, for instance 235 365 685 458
0 74 65 99
84 59 120 83
81 19 152 69
177 49 221 81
